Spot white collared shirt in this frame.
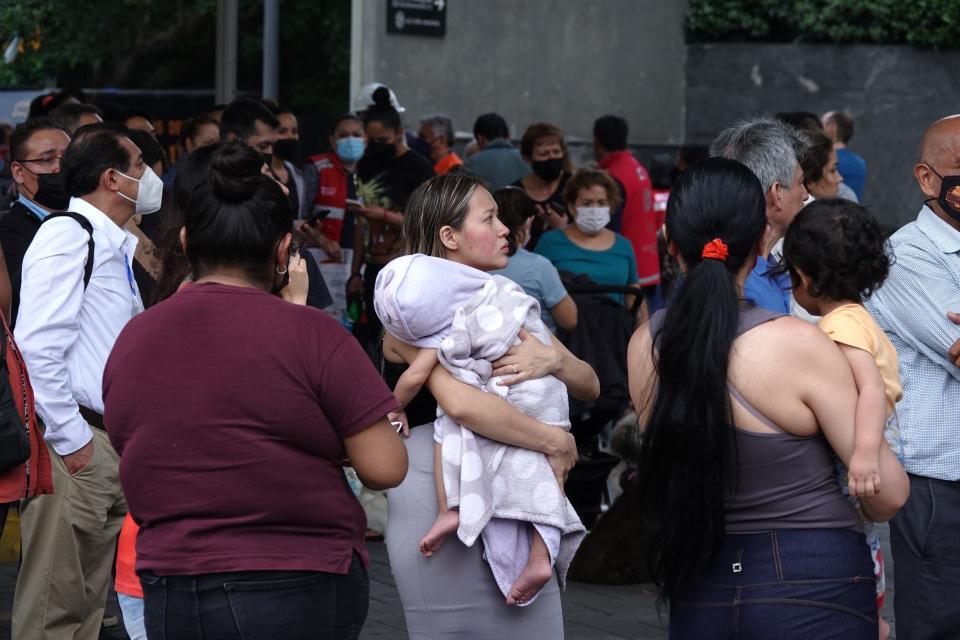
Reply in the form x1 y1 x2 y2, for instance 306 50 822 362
16 196 142 455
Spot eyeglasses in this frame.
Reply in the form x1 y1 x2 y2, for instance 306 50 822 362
17 156 62 169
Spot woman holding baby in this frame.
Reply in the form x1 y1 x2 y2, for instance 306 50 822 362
378 174 599 638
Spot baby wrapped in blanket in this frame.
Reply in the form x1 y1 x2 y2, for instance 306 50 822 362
374 254 585 606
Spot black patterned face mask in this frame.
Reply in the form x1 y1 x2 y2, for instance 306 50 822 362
924 165 960 222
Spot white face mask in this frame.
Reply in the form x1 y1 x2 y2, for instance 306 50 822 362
115 166 163 215
574 206 610 235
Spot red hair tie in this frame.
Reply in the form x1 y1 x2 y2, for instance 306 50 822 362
702 238 729 262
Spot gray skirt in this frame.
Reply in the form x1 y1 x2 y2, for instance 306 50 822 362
385 424 565 639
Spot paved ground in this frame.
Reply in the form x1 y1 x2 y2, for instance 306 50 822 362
0 525 896 639
359 540 668 640
361 524 896 640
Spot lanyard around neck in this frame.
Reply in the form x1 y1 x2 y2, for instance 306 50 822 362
122 253 144 314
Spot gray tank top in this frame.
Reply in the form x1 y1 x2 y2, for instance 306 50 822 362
649 305 861 533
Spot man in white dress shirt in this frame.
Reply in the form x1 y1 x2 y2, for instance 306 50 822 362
12 124 160 639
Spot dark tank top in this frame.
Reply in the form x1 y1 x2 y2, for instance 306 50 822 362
381 357 438 429
649 305 861 533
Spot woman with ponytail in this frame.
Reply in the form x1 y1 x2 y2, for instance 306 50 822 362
627 158 908 639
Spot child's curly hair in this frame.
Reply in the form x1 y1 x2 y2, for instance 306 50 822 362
782 198 891 302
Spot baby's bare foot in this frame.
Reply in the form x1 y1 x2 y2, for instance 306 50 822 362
505 554 553 606
419 510 460 558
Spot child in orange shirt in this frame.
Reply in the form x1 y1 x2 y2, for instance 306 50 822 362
783 198 904 640
115 514 145 639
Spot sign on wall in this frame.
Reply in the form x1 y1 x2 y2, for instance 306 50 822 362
387 0 446 37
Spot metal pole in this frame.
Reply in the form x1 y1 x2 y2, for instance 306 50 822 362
349 0 364 112
215 0 238 104
262 0 279 101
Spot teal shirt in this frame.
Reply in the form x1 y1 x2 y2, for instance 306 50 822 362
534 230 638 303
491 248 569 332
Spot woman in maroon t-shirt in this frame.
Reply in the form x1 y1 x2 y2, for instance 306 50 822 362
382 174 600 638
103 142 408 640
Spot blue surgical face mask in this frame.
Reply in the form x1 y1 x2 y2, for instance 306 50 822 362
336 136 365 164
17 194 51 221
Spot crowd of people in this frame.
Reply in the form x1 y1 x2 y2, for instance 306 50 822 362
0 78 954 640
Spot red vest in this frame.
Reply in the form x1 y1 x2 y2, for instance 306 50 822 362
308 152 349 245
600 151 660 286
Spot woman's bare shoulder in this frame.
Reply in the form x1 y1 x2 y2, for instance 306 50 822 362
734 315 848 392
742 315 836 355
627 320 654 359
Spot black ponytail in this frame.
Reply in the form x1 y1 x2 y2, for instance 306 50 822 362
637 157 767 607
364 87 402 131
184 141 292 286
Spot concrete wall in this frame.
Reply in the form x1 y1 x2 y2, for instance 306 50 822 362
686 43 960 228
352 0 688 145
353 4 960 229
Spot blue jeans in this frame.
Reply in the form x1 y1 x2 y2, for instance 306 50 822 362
140 552 369 640
670 529 877 639
117 593 147 640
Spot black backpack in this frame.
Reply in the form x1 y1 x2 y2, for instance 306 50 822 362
0 212 95 472
41 212 95 289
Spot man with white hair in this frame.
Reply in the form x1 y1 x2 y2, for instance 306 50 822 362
418 114 463 175
711 118 809 312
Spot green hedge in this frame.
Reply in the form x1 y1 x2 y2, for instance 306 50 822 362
686 0 960 48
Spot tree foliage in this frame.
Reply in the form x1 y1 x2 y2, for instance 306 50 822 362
686 0 960 48
0 0 350 114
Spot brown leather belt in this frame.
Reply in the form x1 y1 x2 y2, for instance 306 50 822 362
78 405 105 431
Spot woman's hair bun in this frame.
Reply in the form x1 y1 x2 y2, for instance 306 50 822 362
371 86 392 108
208 141 268 202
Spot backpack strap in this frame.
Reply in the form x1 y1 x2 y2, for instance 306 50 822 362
42 212 95 289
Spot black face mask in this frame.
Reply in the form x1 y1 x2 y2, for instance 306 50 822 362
261 152 274 167
925 165 960 222
273 138 298 162
29 171 70 211
531 157 564 182
365 141 397 164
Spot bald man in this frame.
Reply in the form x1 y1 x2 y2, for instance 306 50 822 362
865 115 960 639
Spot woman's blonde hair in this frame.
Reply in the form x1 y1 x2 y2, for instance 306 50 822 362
402 173 487 258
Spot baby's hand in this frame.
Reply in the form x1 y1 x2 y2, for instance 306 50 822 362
847 451 882 498
389 410 410 437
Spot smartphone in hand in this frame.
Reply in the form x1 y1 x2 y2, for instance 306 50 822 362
304 208 330 227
